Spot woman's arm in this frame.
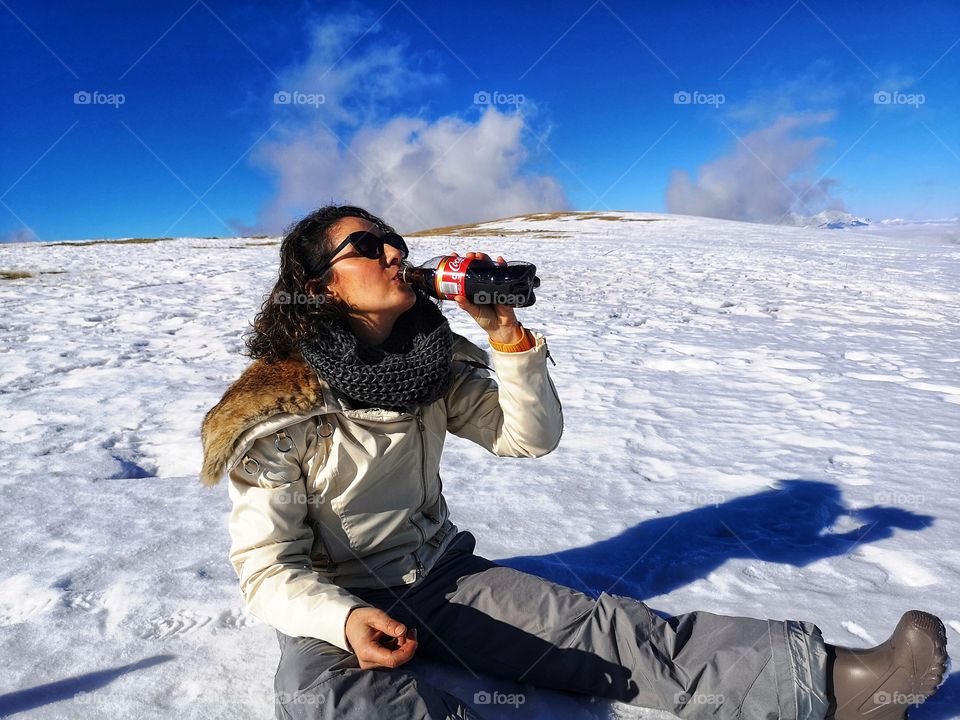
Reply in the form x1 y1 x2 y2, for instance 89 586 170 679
445 251 563 457
226 431 371 653
445 328 563 457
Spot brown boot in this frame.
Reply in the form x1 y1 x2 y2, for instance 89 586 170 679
825 610 948 719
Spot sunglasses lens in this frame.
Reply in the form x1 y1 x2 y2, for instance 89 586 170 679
350 231 381 259
382 232 408 258
351 231 408 259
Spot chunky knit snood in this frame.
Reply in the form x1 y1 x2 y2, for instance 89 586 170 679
297 287 455 413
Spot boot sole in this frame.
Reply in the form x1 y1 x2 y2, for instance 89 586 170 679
901 610 948 703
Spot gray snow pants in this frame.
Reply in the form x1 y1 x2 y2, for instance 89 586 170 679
274 530 829 719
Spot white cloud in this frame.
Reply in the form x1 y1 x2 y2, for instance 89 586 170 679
723 60 848 126
665 112 843 223
238 10 568 234
272 11 443 130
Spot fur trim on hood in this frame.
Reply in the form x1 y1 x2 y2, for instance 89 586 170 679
199 333 489 487
199 354 326 487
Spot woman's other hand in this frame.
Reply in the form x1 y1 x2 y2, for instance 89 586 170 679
345 607 418 670
450 251 524 344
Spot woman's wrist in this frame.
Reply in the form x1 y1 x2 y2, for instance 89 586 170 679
488 321 524 346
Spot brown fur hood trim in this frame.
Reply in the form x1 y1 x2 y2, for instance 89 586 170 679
199 353 329 487
199 333 489 487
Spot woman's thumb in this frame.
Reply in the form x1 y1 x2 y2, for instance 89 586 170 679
370 611 405 636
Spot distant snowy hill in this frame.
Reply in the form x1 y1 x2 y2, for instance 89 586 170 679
779 209 871 229
0 211 958 719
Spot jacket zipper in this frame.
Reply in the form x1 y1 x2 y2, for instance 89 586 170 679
544 337 557 366
543 338 563 450
412 405 427 580
340 405 430 581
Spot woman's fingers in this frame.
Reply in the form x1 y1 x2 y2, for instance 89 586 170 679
357 638 400 667
357 627 418 670
346 608 419 670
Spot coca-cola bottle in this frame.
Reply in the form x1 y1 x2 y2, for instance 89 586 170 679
398 255 541 307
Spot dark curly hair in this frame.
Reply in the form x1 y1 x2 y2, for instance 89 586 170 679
242 204 398 363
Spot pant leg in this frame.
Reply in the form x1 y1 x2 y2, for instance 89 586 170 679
385 530 829 720
273 626 482 719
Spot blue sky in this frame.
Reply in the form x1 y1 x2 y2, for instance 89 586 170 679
1 0 958 241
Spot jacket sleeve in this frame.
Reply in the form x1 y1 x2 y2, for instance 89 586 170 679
445 328 563 457
226 431 372 653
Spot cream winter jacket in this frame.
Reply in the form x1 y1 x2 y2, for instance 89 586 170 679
199 329 563 652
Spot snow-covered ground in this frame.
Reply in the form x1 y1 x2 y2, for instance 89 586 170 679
1 211 957 719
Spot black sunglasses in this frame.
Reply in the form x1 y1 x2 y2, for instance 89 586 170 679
312 230 409 277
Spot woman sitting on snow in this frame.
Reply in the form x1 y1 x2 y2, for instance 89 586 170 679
200 204 947 720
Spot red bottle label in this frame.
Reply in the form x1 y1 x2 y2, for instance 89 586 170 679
435 255 474 299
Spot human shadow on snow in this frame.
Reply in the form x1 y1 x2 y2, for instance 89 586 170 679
496 479 933 604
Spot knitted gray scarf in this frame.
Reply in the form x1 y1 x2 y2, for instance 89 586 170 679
298 288 454 412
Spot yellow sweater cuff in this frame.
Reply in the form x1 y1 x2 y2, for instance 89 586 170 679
489 324 536 352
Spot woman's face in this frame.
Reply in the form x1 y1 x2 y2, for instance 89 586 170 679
323 216 416 321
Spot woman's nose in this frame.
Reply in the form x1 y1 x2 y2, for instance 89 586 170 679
383 244 404 265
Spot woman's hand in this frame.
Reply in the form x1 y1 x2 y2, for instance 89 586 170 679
450 251 524 344
345 607 418 670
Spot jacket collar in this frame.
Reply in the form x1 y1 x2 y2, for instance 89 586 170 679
199 332 489 487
